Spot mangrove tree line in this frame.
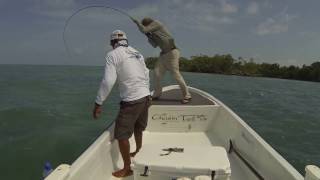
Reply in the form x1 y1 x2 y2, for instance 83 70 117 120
145 54 320 82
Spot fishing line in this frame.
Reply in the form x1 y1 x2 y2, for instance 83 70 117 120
63 5 133 58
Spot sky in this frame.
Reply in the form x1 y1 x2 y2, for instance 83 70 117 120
0 0 319 66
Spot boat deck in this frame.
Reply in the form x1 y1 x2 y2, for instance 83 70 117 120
110 87 259 180
152 88 215 105
46 85 306 180
111 132 256 180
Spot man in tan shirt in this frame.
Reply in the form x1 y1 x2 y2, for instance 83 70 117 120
132 17 192 103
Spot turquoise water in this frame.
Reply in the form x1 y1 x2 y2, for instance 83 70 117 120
0 65 319 179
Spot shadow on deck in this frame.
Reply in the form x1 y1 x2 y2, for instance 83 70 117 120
152 88 215 106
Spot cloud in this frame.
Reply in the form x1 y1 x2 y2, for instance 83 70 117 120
128 4 159 19
58 0 240 58
247 2 259 15
256 18 288 35
30 0 76 18
262 1 273 9
219 0 238 14
170 0 237 31
298 31 318 39
28 0 238 32
255 9 297 36
127 0 237 32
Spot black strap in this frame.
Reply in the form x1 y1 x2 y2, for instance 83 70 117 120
211 171 216 180
140 166 149 177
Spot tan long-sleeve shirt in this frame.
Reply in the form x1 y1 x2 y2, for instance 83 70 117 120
136 20 177 54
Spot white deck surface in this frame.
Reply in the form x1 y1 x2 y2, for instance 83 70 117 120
111 132 255 180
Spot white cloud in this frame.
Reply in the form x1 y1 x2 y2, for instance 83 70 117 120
28 0 238 32
220 0 238 14
247 2 259 15
256 18 288 35
171 0 237 31
262 1 273 9
298 31 318 39
255 9 297 36
128 4 159 19
128 0 237 32
23 0 240 59
30 0 76 18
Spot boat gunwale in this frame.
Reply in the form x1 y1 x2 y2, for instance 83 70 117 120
179 85 304 180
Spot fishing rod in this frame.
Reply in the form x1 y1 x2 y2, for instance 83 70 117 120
63 5 134 58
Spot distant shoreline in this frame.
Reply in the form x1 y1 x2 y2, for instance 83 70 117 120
145 54 320 83
1 56 319 83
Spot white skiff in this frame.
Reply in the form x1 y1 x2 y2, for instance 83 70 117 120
46 85 320 180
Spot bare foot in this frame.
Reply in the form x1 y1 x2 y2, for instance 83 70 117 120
112 168 133 178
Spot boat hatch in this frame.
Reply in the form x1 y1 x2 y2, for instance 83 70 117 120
132 144 231 180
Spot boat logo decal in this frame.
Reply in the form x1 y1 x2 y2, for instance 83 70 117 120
151 113 208 122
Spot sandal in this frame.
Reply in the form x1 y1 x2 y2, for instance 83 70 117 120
181 97 192 104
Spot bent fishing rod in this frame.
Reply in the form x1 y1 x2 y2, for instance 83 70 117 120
63 5 134 58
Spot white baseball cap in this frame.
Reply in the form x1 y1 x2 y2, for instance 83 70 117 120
110 30 127 41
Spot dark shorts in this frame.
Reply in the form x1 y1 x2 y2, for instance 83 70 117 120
114 95 151 140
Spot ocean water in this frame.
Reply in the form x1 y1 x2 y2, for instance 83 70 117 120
0 65 319 180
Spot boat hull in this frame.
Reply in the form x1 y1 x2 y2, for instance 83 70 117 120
46 85 307 180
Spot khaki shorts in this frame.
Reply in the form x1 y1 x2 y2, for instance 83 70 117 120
114 96 151 140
